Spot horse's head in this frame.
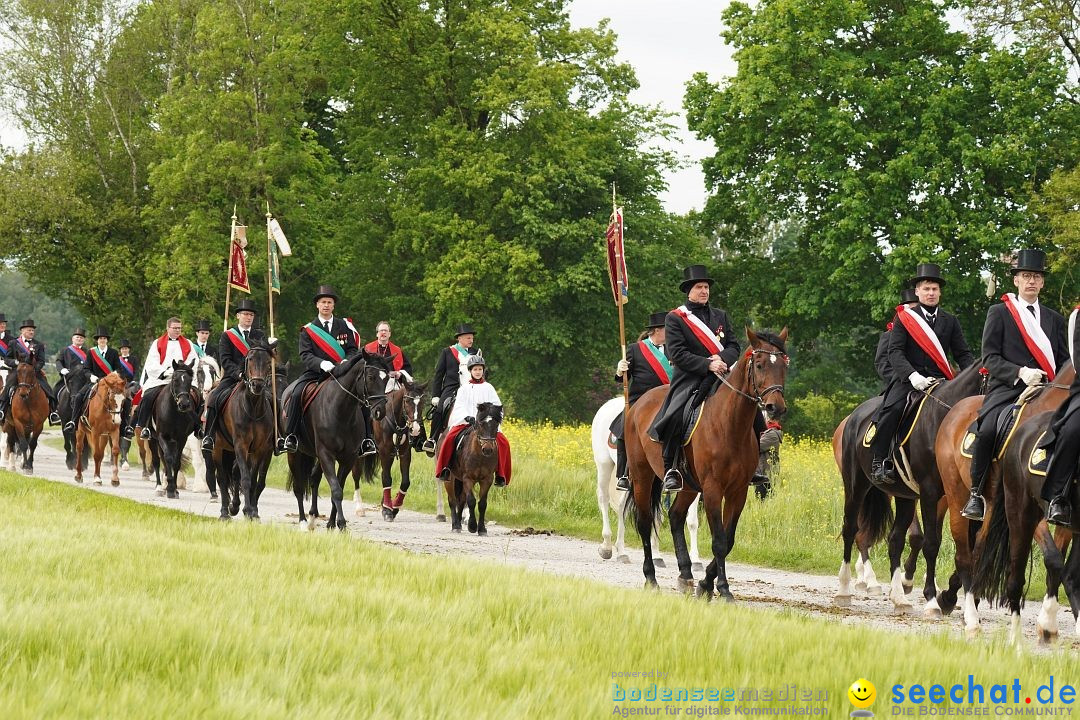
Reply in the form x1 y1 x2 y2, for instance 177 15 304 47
474 402 503 457
744 327 790 419
358 350 393 420
398 380 428 436
67 364 91 391
101 372 127 418
243 339 276 396
169 360 195 412
195 356 220 397
14 360 36 397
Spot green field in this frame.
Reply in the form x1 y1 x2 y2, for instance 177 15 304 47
1 471 1077 719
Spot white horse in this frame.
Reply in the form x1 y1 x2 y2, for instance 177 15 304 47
175 354 219 493
592 397 702 568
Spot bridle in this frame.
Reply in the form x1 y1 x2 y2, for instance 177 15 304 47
718 347 788 409
473 411 500 452
242 347 273 397
391 389 424 435
170 365 195 408
332 360 389 411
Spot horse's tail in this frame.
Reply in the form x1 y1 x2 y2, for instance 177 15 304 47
622 475 662 534
857 486 894 549
359 452 377 484
971 485 1011 603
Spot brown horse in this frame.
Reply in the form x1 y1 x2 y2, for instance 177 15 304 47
624 328 789 598
971 411 1080 645
354 379 429 521
74 372 128 486
2 358 48 473
442 402 502 534
934 362 1074 634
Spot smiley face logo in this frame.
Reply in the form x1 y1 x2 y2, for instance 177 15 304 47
848 678 876 710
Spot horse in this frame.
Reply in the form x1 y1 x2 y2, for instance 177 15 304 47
442 402 502 534
591 397 702 568
208 340 277 521
146 361 199 499
969 411 1080 645
57 364 91 470
934 362 1074 635
73 372 128 486
624 328 789 598
2 357 48 473
354 378 428 521
178 355 220 494
834 362 984 615
285 351 391 530
118 380 140 471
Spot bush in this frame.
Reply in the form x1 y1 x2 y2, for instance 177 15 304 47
783 389 863 440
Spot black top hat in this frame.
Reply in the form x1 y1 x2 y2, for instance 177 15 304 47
900 287 918 304
1011 249 1048 275
234 299 257 314
909 263 945 287
72 327 87 337
679 264 714 293
118 338 132 348
20 318 35 329
454 323 476 338
92 326 110 340
313 284 339 303
646 311 668 329
194 319 212 332
0 313 6 323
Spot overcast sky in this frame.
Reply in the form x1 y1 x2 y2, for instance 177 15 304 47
0 1 736 214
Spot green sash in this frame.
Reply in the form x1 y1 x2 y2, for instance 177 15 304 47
641 339 673 381
304 322 346 362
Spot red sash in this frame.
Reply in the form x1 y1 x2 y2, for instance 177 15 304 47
0 337 8 357
67 345 87 363
90 349 113 375
364 341 404 371
225 329 251 356
1002 295 1055 380
119 356 134 377
895 305 954 379
672 307 723 355
303 325 345 362
637 341 671 384
156 335 192 363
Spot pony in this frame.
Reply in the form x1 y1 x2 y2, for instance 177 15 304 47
591 396 701 568
146 361 198 499
73 371 128 486
2 357 48 473
624 329 789 598
442 402 502 534
354 378 428 520
178 354 220 494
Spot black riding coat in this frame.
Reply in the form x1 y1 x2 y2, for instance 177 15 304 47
888 308 974 382
55 344 88 375
82 346 121 380
618 340 670 406
217 328 266 380
977 300 1068 422
648 303 740 440
12 337 47 370
296 317 359 385
117 354 139 383
875 329 893 386
432 345 479 400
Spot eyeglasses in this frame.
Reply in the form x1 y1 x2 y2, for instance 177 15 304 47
1017 272 1044 281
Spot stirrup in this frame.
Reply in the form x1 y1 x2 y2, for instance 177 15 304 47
283 434 299 452
421 438 436 454
662 468 683 493
359 438 377 457
121 426 135 439
63 420 75 432
1047 498 1072 526
961 492 985 521
615 475 631 491
48 412 61 425
201 435 215 451
140 427 151 440
494 476 506 487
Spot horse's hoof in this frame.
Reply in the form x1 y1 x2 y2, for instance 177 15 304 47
155 487 165 496
209 492 218 500
599 546 613 560
617 554 631 564
436 514 446 522
382 506 394 522
695 583 713 601
653 558 666 569
867 583 882 595
477 528 487 536
93 480 102 486
121 462 129 471
219 514 230 522
468 517 477 533
452 526 461 533
718 591 735 604
74 477 83 484
644 579 659 590
692 562 704 573
923 605 943 620
965 624 981 640
166 489 179 499
854 580 867 593
676 577 695 594
1038 627 1057 645
834 594 852 608
111 479 119 487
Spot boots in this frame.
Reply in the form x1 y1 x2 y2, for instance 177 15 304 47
615 438 630 491
962 461 988 522
201 405 217 450
870 457 895 485
661 435 682 493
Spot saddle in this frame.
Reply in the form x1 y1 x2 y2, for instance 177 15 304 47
281 378 329 420
861 389 930 452
961 400 1029 461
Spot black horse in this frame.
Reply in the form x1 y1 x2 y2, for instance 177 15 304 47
208 340 279 521
285 351 392 530
57 365 91 470
835 362 984 615
147 361 199 499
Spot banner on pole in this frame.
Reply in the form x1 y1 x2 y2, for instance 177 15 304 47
269 234 281 294
606 207 627 306
268 217 292 257
228 224 250 293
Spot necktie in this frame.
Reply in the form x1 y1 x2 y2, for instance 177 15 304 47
1027 305 1036 317
241 330 248 341
925 312 936 328
323 321 331 334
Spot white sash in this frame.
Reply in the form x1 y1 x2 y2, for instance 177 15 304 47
1069 308 1078 371
674 305 723 355
1003 293 1055 372
897 305 951 376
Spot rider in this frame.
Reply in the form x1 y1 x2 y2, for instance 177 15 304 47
433 354 511 486
1040 307 1080 526
870 263 974 485
876 287 919 388
0 319 62 425
423 323 482 455
117 339 139 383
363 320 414 387
612 311 672 491
135 316 201 439
962 249 1068 521
201 299 264 451
66 327 133 438
0 313 10 362
193 319 215 360
55 327 88 401
648 265 741 493
278 284 376 457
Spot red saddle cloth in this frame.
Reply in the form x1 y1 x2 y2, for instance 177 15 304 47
434 422 512 485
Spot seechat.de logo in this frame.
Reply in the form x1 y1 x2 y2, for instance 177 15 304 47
849 678 877 717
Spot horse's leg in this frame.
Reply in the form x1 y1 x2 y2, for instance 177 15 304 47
380 452 395 521
287 454 307 526
307 465 322 523
903 513 925 593
392 447 411 519
466 479 478 534
449 477 464 532
435 471 446 522
1034 521 1066 644
1004 502 1042 647
667 490 697 592
836 475 868 607
164 437 182 498
73 427 85 483
917 491 946 618
319 448 346 531
93 434 105 485
697 503 727 601
476 477 491 536
887 497 917 610
597 458 615 560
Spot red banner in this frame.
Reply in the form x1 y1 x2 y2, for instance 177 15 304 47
606 207 628 306
228 225 249 293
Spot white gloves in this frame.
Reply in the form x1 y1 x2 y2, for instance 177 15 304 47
1018 367 1045 386
267 337 278 344
616 359 629 376
90 375 99 384
431 396 440 407
60 368 69 376
319 360 334 373
908 372 932 391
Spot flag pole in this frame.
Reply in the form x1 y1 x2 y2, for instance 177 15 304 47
266 201 280 444
613 183 630 419
224 205 237 332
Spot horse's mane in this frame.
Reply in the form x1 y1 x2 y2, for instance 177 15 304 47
753 329 786 354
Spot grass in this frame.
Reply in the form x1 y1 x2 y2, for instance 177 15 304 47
1 470 1077 719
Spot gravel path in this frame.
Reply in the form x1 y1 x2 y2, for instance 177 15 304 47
8 429 1076 646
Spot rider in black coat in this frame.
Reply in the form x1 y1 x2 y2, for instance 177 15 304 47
202 299 265 450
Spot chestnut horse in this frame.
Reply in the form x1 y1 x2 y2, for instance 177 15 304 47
442 402 502 534
934 362 1074 635
2 357 48 473
74 372 128 486
355 379 428 521
624 328 789 599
